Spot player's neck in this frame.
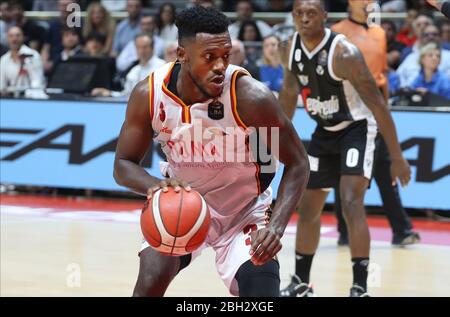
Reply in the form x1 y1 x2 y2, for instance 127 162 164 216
302 29 327 52
350 12 368 25
177 66 210 105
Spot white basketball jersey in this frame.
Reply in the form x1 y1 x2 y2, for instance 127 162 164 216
149 62 275 218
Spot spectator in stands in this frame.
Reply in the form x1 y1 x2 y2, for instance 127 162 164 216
157 3 178 42
1 0 12 21
257 35 283 93
422 24 450 50
238 20 263 62
396 8 419 47
164 41 178 62
41 0 81 75
112 0 142 55
397 24 450 87
0 0 12 47
55 27 83 64
83 2 116 54
382 20 406 70
441 20 450 45
91 34 165 97
228 0 273 40
230 39 259 79
0 26 45 96
410 42 450 99
9 0 46 51
116 14 165 73
388 70 401 95
84 32 108 57
400 14 435 62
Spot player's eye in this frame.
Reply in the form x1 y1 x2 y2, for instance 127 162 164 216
204 54 213 61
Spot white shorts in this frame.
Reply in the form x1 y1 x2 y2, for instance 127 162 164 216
140 187 273 296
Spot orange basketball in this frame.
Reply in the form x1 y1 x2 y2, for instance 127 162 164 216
140 187 211 256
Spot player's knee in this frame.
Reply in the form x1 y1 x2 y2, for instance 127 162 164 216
298 208 321 224
235 259 280 297
340 192 365 221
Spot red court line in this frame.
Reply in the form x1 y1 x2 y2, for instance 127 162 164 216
288 213 450 232
2 194 450 230
1 194 449 246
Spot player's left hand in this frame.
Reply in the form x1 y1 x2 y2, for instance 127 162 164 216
391 156 411 187
249 227 282 266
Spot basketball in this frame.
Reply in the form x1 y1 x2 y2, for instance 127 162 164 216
140 187 211 256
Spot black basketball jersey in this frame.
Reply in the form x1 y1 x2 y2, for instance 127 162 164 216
288 28 374 131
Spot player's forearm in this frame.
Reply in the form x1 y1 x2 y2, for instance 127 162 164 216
381 79 389 104
113 159 162 196
278 74 299 119
279 89 298 120
269 159 309 237
372 106 403 160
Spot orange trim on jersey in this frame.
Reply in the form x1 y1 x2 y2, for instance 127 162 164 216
161 62 191 123
246 137 262 196
230 70 251 130
254 163 261 195
148 73 155 121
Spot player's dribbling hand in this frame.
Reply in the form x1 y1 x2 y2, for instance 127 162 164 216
391 156 411 187
249 227 282 266
147 178 191 199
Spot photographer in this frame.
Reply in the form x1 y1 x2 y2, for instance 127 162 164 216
0 26 45 96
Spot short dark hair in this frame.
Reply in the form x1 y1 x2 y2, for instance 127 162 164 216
8 0 23 10
237 20 263 42
86 31 107 46
135 33 154 48
294 0 326 11
381 20 397 33
176 6 230 44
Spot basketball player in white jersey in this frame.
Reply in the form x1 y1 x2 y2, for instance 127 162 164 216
278 0 411 297
113 6 310 297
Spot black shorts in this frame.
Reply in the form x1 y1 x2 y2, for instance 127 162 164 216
307 119 377 189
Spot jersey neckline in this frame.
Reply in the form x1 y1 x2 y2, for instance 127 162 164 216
300 28 331 60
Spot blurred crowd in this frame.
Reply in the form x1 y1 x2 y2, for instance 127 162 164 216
0 0 449 104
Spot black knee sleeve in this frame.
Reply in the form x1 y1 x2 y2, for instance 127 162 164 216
235 259 280 297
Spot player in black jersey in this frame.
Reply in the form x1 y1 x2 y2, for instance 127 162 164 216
278 0 411 297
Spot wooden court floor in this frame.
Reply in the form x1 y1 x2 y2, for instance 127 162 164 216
1 195 450 297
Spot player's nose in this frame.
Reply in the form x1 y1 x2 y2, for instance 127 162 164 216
213 58 227 73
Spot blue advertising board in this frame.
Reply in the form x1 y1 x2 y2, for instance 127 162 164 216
1 98 449 210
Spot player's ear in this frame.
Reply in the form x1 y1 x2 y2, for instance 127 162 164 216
177 46 187 64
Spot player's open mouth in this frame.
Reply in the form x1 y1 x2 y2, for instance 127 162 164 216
211 76 225 85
